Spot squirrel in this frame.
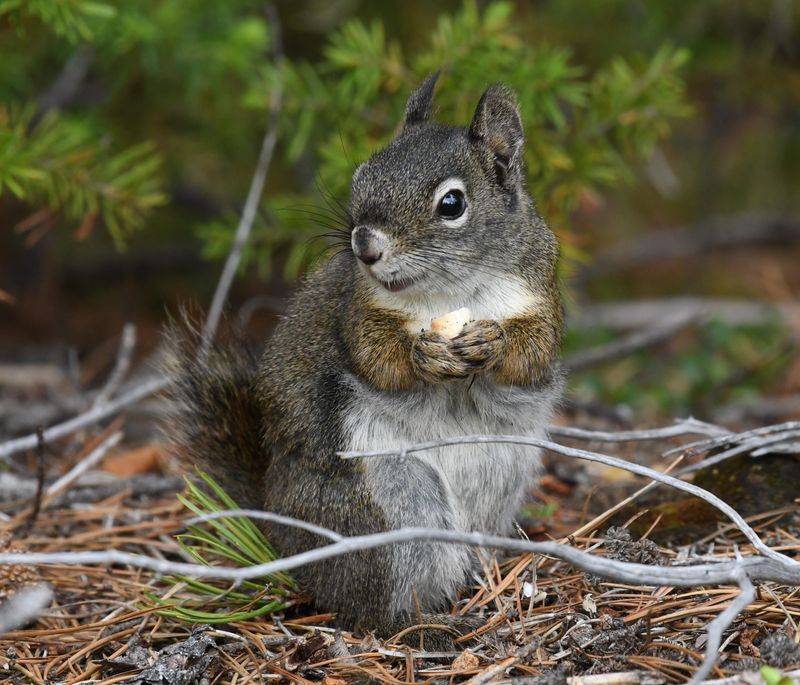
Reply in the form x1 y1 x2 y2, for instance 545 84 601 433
167 73 564 641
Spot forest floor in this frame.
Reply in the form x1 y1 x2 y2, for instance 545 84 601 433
1 406 799 685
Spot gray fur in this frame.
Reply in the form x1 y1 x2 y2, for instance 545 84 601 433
404 71 440 127
168 76 564 640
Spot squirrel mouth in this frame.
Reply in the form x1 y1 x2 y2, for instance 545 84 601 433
378 275 420 293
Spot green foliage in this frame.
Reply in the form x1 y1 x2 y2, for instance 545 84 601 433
0 0 115 42
226 0 689 275
1 0 688 271
760 666 795 685
566 318 792 418
0 107 165 247
146 469 292 624
0 0 168 243
524 501 559 523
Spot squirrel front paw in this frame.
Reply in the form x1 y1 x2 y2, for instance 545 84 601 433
411 330 472 383
449 319 505 370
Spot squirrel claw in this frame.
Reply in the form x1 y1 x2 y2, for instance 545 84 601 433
449 319 504 369
411 330 472 383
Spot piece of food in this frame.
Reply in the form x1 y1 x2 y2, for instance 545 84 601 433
430 307 472 339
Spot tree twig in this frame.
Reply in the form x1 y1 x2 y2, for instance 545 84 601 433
199 2 284 358
340 435 796 565
0 376 166 463
29 45 94 133
44 431 123 501
0 525 797 585
548 417 729 443
91 323 136 408
577 211 800 284
20 427 46 535
564 311 699 373
569 297 800 331
667 420 800 459
688 571 756 685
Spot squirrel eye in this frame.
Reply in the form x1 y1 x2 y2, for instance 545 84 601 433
437 189 466 220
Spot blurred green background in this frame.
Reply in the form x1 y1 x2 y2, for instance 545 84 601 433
1 0 798 424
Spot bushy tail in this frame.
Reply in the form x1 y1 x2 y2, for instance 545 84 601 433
162 325 267 511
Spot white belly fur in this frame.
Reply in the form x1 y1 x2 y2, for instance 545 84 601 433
341 375 561 613
341 271 561 612
343 376 558 533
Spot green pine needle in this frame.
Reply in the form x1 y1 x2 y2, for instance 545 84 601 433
147 468 294 624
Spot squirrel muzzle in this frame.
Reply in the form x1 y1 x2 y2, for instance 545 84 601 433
351 225 389 266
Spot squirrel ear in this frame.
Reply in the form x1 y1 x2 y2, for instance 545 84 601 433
469 85 524 187
404 72 440 128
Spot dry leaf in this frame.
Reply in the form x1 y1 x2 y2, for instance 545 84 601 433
102 445 165 476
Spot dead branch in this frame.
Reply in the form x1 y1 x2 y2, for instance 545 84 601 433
667 421 800 458
29 45 94 132
0 375 167 462
0 472 183 505
577 211 800 283
713 393 800 425
199 2 284 358
0 526 797 587
564 311 699 372
691 571 756 684
19 428 46 535
570 297 800 332
91 323 136 408
341 435 795 565
44 431 122 501
548 417 730 442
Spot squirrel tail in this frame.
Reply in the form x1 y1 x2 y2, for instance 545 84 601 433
162 322 267 511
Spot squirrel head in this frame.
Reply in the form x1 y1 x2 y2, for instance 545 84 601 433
349 73 543 299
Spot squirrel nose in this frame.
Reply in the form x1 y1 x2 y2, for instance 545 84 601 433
352 226 384 266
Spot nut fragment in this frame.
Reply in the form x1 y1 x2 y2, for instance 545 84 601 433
430 307 471 340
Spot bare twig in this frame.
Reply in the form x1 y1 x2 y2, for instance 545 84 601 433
0 525 798 585
577 212 800 283
199 2 284 358
92 323 136 408
668 421 800 459
340 435 796 565
0 376 166 462
29 45 94 132
688 571 756 685
570 297 800 332
20 427 46 535
754 440 800 455
548 417 729 443
713 393 800 425
565 311 699 372
44 431 123 501
675 428 800 477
